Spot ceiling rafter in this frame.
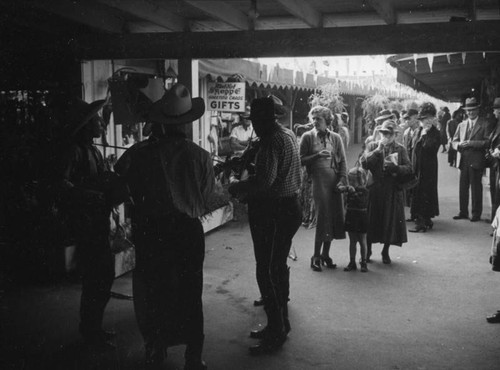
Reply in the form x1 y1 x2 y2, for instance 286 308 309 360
274 0 322 28
96 0 186 32
367 0 396 25
27 0 125 33
184 1 249 30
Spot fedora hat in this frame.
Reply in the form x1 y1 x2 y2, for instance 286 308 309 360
403 108 418 119
378 119 398 135
493 97 500 109
462 97 480 110
375 109 395 122
416 102 437 120
148 83 205 125
249 96 275 121
268 94 288 118
67 98 107 137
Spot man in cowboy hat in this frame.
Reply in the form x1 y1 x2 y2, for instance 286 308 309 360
452 97 490 222
60 97 116 349
118 83 214 370
229 96 302 355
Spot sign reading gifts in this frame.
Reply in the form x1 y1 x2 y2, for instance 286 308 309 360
207 82 245 112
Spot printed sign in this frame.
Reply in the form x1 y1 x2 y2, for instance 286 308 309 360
207 82 245 112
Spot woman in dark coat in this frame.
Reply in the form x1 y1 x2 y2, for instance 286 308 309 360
409 103 441 232
361 119 412 264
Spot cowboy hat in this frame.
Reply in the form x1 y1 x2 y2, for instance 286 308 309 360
493 97 500 109
249 96 275 121
268 94 288 118
378 119 398 135
148 83 205 125
67 98 107 137
375 109 395 122
462 97 481 110
416 102 437 120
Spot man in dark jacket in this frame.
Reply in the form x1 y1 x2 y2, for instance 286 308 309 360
61 97 116 349
117 84 214 370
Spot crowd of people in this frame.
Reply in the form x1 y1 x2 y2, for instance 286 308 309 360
58 81 500 369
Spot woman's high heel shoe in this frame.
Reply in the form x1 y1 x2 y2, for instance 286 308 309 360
310 256 322 272
320 256 337 269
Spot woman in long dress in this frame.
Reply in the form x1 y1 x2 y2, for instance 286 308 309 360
299 106 347 272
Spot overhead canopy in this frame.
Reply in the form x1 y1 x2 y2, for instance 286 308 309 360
387 52 500 102
198 59 419 99
2 1 500 59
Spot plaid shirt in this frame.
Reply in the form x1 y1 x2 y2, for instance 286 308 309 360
254 125 301 198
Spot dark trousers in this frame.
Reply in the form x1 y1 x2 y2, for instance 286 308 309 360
248 195 301 335
77 232 115 338
459 165 484 219
448 147 457 166
132 215 205 361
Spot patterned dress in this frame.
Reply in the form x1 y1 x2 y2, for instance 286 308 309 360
300 128 347 242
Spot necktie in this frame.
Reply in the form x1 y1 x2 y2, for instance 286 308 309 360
466 121 472 140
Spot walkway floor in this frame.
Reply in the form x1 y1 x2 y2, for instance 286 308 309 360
2 145 500 370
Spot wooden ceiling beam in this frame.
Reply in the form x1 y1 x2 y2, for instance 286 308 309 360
73 21 500 60
274 0 322 28
96 0 186 32
367 0 396 25
28 0 124 33
184 1 249 30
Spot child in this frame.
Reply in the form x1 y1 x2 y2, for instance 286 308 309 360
341 165 369 272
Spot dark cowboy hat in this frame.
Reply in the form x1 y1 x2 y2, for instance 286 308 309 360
249 96 276 121
148 83 205 125
492 97 500 109
403 108 419 119
375 109 395 122
417 102 437 120
462 97 481 111
67 98 107 137
378 119 398 135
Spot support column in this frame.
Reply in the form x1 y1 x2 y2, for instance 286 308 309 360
177 58 200 141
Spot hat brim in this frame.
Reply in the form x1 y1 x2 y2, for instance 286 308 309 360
70 99 107 136
375 113 394 122
462 104 480 110
148 97 205 125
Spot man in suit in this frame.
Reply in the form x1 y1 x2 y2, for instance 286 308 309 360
452 97 490 222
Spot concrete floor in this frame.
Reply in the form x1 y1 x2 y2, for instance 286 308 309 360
2 145 500 370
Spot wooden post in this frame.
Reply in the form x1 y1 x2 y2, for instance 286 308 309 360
177 58 200 141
